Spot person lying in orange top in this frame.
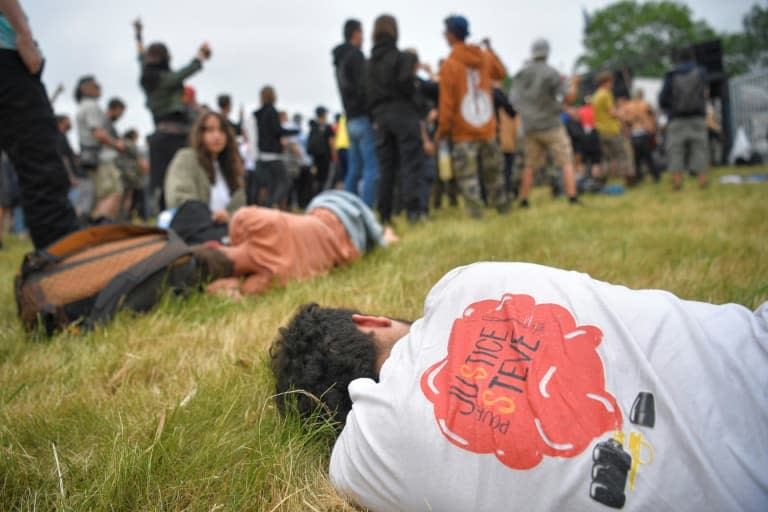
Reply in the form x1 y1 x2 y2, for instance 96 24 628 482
202 190 396 298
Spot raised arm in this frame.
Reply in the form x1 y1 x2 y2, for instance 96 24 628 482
159 43 210 89
133 18 145 58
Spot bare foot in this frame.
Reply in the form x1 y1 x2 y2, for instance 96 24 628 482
383 226 400 245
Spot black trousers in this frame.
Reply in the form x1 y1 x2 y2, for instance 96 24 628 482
0 50 78 249
256 159 290 207
148 131 187 211
631 133 658 181
312 153 332 199
294 165 314 209
373 109 423 223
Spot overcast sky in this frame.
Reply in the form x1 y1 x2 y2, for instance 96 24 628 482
25 0 757 144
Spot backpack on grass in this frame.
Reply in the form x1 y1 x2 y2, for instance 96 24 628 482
15 224 200 335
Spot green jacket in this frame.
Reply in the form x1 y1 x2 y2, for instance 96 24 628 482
140 55 202 122
164 148 245 214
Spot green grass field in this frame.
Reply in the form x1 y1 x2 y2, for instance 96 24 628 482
1 168 767 510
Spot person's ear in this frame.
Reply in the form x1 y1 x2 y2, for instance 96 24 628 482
351 314 392 328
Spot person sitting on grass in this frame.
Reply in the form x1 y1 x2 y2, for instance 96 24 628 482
270 261 767 511
164 110 245 224
197 189 397 298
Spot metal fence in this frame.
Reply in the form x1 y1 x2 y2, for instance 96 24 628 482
729 69 768 162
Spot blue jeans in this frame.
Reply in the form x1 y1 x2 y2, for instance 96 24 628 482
344 116 379 207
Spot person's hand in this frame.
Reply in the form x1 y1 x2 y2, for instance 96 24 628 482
196 42 212 61
114 140 126 152
207 278 243 300
423 140 435 157
211 208 229 224
133 18 143 35
15 33 42 75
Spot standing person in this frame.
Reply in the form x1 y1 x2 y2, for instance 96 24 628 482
366 14 423 225
292 113 315 208
333 114 349 188
115 129 148 220
0 0 79 249
75 78 126 220
658 48 709 190
217 93 241 136
333 19 380 207
436 17 509 218
306 106 334 198
133 18 211 212
55 114 89 215
253 85 297 208
628 89 658 183
497 89 521 198
513 39 579 208
593 72 632 185
579 96 603 183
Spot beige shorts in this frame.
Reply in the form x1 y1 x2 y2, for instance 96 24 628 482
89 161 123 200
524 125 573 169
599 133 632 175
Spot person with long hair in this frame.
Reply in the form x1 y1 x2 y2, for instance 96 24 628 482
164 111 244 223
366 14 423 224
133 18 211 212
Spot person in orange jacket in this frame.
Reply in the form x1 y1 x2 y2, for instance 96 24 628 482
435 15 509 218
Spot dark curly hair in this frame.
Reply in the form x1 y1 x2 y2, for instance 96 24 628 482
270 303 378 427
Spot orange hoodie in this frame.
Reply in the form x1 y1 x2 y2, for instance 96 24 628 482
437 43 507 142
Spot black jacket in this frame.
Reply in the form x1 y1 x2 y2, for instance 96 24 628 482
254 104 298 154
332 43 368 118
366 37 418 117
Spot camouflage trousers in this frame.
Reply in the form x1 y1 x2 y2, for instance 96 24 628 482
452 139 509 215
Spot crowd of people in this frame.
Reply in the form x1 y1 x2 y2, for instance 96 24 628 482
0 2 722 253
2 3 765 511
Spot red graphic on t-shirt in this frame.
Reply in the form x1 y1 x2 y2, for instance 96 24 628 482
420 294 622 470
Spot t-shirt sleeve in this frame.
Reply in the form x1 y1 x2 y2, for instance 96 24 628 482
83 103 103 131
328 378 396 511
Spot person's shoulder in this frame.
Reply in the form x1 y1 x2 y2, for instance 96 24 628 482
170 147 199 169
425 262 552 305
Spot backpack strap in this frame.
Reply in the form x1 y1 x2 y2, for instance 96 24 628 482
85 230 193 329
19 250 61 280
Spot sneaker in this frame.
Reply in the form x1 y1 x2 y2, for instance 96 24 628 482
519 199 530 208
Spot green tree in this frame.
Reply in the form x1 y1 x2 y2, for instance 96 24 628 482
580 0 716 77
722 4 768 76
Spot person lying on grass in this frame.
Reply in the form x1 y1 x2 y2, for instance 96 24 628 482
269 262 768 512
194 189 397 298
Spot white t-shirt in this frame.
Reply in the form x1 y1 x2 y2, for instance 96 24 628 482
209 160 231 212
330 262 768 511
